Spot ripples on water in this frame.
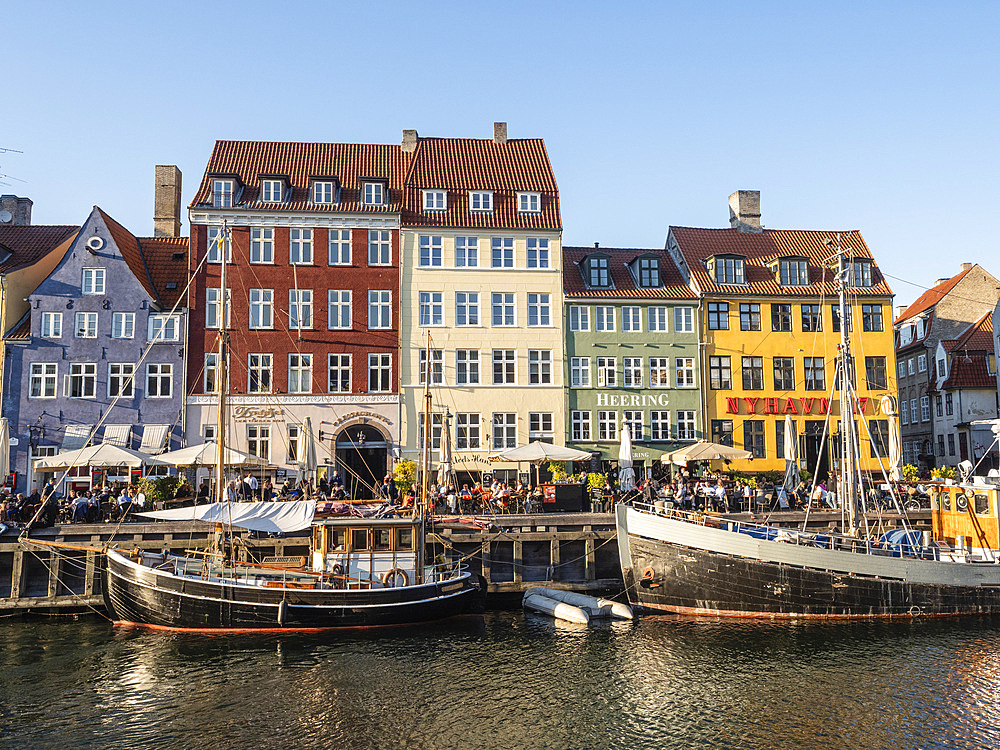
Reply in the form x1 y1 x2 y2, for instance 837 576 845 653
2 612 1000 750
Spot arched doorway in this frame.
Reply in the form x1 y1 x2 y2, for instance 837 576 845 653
335 424 389 500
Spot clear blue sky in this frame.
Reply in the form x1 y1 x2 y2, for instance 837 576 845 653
5 1 998 307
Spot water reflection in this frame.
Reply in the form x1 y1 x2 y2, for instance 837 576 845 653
3 614 1000 749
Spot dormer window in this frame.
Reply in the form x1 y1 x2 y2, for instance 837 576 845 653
423 190 447 212
638 257 660 288
261 179 285 203
589 257 610 287
712 256 745 285
517 192 541 213
312 181 335 204
212 179 234 208
778 258 809 286
363 182 385 206
470 191 493 212
849 260 873 287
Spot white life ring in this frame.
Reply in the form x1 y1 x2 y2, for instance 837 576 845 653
382 568 409 588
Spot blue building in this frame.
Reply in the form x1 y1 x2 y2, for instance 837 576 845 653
3 206 189 493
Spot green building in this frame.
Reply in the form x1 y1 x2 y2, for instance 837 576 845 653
562 245 703 477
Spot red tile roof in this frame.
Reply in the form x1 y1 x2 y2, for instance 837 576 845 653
948 311 994 353
96 209 188 308
402 138 560 229
894 267 973 323
668 227 892 298
942 356 998 390
0 225 79 273
562 246 695 299
4 312 30 341
190 141 407 215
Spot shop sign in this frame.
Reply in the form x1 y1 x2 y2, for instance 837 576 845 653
233 406 285 422
596 392 671 407
724 395 875 415
330 411 393 430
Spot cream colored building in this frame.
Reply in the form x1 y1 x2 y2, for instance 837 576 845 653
397 125 563 481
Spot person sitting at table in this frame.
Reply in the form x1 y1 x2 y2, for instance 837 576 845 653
459 484 473 513
71 492 89 523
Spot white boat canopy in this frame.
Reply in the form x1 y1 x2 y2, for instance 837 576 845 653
34 443 151 471
147 441 266 468
662 440 752 466
489 442 594 465
137 500 315 534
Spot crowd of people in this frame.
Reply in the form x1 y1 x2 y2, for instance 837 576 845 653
396 478 547 515
0 481 151 532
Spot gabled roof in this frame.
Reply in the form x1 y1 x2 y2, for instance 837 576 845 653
4 311 30 341
95 208 188 308
896 310 934 352
402 137 560 230
190 141 407 214
0 225 79 273
562 246 695 299
948 311 994 353
669 227 892 298
941 357 998 391
894 267 973 323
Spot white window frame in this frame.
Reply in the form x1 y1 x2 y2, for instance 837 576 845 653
595 306 616 332
528 412 554 440
674 306 695 333
328 229 351 265
623 410 643 442
526 238 549 268
598 411 618 441
419 235 443 267
248 289 274 330
650 411 671 441
288 289 313 330
622 306 642 333
82 268 106 295
571 411 592 442
419 292 444 327
675 357 696 387
250 227 274 264
455 292 480 326
111 311 136 339
491 237 514 268
147 314 180 342
638 258 660 288
368 230 391 266
917 354 927 373
456 349 480 385
108 363 134 398
597 356 617 387
328 289 352 330
212 179 234 208
66 362 97 399
569 305 590 332
470 191 493 212
288 353 313 394
247 424 270 461
570 357 591 388
527 293 551 327
492 349 516 385
204 289 229 330
363 182 385 206
328 353 351 393
647 306 668 332
313 181 334 204
75 312 98 339
677 411 697 440
261 179 284 203
491 292 516 327
368 353 392 393
248 353 273 394
40 312 62 339
517 192 541 213
455 236 478 268
206 226 231 263
422 190 447 212
418 349 444 386
368 290 391 330
456 413 482 450
289 228 313 265
492 412 517 449
650 357 671 388
204 352 219 394
528 350 552 385
623 357 643 388
29 362 58 398
146 363 172 399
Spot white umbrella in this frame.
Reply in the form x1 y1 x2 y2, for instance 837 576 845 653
782 414 801 493
489 442 593 464
34 443 151 471
882 396 902 482
662 441 752 466
148 441 265 467
618 422 635 493
0 418 9 481
297 417 318 483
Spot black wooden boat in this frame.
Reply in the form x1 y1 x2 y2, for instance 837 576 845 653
103 507 484 632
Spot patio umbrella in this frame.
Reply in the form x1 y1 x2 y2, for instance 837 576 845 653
782 414 801 493
148 442 265 467
33 443 151 471
662 441 752 466
437 414 454 487
488 442 593 464
297 417 318 484
618 422 635 493
0 418 9 481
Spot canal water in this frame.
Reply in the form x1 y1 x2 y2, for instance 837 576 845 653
2 612 999 750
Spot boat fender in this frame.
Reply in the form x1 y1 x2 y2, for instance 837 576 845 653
640 567 659 589
382 568 409 588
277 600 287 627
331 563 344 578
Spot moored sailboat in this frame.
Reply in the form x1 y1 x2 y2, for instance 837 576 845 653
617 238 1000 619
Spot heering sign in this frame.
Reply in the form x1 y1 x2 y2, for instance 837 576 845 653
724 395 876 415
595 392 671 407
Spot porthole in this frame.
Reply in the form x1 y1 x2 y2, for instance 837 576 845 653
974 494 990 515
943 493 952 511
956 493 968 512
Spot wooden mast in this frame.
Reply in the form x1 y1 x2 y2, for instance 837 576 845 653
421 330 433 517
215 221 230 505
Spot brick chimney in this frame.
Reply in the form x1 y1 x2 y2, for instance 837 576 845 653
402 129 418 153
153 165 182 237
0 195 32 225
493 122 508 145
728 190 761 233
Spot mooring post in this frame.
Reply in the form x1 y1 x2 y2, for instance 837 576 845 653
10 547 24 599
481 540 491 585
513 540 523 585
47 550 61 598
549 539 560 583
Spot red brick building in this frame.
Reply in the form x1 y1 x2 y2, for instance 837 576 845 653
186 141 405 497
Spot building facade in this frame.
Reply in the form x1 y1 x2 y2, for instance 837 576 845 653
4 206 188 493
562 245 701 475
894 263 999 471
397 124 564 482
930 313 999 470
186 141 405 498
667 190 897 477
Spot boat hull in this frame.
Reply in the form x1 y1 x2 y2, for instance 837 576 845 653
617 505 1000 619
103 550 484 632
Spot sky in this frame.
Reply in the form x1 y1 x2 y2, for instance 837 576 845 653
4 1 998 308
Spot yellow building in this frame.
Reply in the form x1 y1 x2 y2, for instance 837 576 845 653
398 124 564 482
666 191 897 477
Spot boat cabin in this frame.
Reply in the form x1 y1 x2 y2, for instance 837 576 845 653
929 480 1000 559
311 517 422 589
